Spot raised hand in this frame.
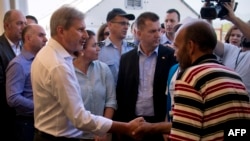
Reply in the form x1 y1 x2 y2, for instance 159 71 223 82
223 1 236 21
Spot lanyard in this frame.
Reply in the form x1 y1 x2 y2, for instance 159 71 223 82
234 50 246 70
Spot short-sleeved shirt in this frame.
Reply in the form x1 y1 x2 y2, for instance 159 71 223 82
222 43 250 95
160 34 172 45
98 38 136 82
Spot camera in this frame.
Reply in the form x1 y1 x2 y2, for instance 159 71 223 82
200 0 231 19
241 37 250 48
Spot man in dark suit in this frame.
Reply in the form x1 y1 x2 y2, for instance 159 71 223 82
114 12 177 141
0 9 26 140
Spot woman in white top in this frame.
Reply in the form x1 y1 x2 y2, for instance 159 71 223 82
224 25 243 47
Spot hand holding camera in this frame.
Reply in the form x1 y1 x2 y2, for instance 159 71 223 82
200 0 237 20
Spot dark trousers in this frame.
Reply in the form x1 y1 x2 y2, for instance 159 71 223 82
16 116 35 141
34 129 83 141
2 106 17 140
112 134 164 141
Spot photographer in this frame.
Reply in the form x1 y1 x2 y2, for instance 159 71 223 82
223 1 250 40
204 0 250 39
213 1 250 96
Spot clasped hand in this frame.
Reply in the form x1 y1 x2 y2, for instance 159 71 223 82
127 117 153 140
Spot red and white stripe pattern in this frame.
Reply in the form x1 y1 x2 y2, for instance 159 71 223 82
169 63 250 141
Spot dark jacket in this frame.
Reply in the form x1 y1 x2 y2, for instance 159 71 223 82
115 45 177 122
0 33 18 139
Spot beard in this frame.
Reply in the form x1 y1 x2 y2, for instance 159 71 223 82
178 49 192 70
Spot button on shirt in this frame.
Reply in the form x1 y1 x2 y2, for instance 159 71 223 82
6 49 34 116
136 46 158 116
98 38 135 82
31 38 112 138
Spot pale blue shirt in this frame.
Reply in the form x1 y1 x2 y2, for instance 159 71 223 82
136 45 158 116
220 43 250 95
74 60 117 139
98 38 135 82
31 38 112 138
6 49 34 116
160 34 172 45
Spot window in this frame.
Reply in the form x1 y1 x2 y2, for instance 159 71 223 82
125 0 143 10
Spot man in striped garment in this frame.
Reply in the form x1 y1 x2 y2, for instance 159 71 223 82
168 19 250 141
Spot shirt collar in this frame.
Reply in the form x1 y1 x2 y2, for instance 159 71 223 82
48 38 74 60
104 37 127 48
4 34 22 48
191 54 219 66
137 44 159 56
21 48 35 60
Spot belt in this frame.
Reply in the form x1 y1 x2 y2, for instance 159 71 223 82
16 115 34 121
35 129 81 141
137 116 160 123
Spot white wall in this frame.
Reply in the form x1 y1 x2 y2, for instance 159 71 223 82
0 0 10 34
85 0 199 30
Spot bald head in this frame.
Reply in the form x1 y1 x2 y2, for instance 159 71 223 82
177 20 217 52
22 24 35 42
4 10 23 22
3 9 26 44
22 24 47 54
174 20 217 70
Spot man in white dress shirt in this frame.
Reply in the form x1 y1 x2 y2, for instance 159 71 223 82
31 5 143 141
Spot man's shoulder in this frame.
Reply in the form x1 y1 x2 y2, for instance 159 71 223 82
223 43 240 51
97 41 105 48
158 45 175 57
0 34 5 41
126 42 137 48
121 48 137 60
159 44 174 50
0 35 7 47
6 55 24 70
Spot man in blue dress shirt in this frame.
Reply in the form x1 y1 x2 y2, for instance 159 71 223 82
6 24 47 141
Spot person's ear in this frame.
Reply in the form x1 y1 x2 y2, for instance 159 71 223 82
137 30 141 39
57 26 64 35
188 40 195 55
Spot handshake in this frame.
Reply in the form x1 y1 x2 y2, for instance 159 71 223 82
120 117 172 140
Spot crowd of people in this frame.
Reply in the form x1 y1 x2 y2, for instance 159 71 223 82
0 1 250 141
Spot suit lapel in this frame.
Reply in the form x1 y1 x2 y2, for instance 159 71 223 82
0 34 16 60
154 45 167 83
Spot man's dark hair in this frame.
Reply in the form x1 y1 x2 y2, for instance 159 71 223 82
161 23 165 29
135 12 159 30
167 9 180 22
26 15 38 24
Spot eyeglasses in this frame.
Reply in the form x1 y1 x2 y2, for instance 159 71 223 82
103 32 109 36
111 21 130 26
